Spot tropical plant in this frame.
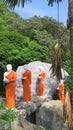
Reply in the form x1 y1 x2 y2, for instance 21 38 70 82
0 102 19 121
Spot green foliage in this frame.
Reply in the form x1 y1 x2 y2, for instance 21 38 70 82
63 60 72 93
0 30 49 65
0 29 49 89
0 103 19 121
0 1 71 95
0 108 18 121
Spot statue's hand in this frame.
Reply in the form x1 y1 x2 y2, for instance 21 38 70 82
62 92 64 95
38 76 41 79
22 77 26 80
3 78 9 83
57 87 59 90
42 81 44 84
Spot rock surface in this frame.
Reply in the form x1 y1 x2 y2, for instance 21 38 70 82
15 61 68 102
0 98 68 130
36 100 68 130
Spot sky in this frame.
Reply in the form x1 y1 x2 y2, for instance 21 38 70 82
14 0 68 26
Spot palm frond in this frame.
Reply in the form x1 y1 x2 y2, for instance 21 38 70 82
50 43 62 81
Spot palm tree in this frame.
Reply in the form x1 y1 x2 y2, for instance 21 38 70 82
4 0 63 8
4 0 32 8
49 1 73 128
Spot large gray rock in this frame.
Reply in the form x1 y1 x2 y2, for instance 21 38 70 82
0 120 10 130
0 97 68 130
15 61 68 101
11 114 45 130
36 100 68 130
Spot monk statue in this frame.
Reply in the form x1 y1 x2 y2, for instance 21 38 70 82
57 80 64 104
37 66 46 96
3 64 16 108
22 64 32 104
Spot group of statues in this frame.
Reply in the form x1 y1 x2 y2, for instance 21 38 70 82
3 64 64 109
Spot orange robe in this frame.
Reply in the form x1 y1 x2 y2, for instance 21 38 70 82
22 70 31 102
58 83 64 104
38 71 46 96
5 70 16 108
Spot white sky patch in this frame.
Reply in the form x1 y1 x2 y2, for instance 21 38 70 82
14 5 47 18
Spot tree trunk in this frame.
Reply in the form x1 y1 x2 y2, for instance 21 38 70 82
64 92 72 130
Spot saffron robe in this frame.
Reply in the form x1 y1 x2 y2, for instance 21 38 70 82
5 70 16 108
22 70 31 102
58 83 64 104
38 71 46 96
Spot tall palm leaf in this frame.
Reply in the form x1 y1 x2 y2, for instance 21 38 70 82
4 0 62 8
4 0 32 8
49 1 73 127
49 1 73 128
48 0 62 81
47 0 62 6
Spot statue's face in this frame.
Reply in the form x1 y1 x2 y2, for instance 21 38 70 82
60 80 63 84
39 66 43 71
6 64 12 72
23 65 28 71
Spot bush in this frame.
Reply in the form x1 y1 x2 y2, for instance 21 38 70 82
0 103 19 121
